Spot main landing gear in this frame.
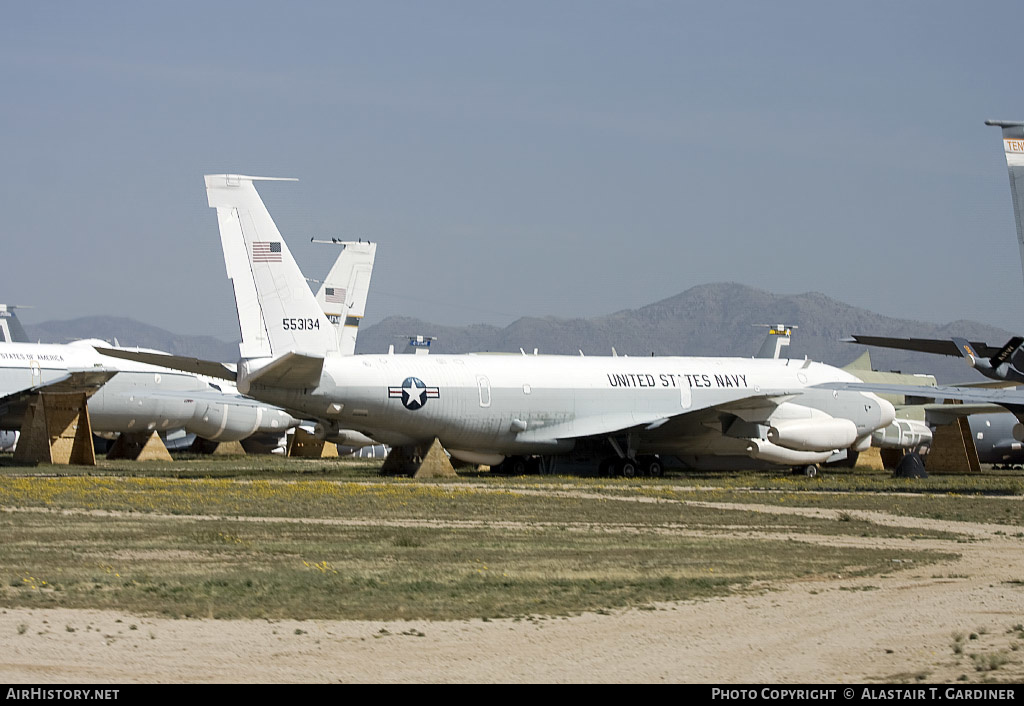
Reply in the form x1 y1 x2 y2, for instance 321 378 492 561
600 455 663 478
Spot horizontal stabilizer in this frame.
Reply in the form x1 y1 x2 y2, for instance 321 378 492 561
849 335 1002 359
244 351 324 390
94 347 237 381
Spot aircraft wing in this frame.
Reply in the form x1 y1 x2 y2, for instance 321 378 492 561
94 347 237 381
0 369 118 428
515 389 801 443
515 411 670 443
946 379 1020 389
846 335 1004 359
819 381 1024 417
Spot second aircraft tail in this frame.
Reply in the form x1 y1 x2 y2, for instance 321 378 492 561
987 120 1024 289
314 240 376 355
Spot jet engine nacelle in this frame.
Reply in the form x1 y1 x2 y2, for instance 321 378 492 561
871 418 933 450
189 401 297 442
746 439 833 466
448 448 506 466
766 418 858 452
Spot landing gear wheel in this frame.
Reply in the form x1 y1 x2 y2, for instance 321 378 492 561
639 456 663 478
598 458 613 477
803 464 818 478
618 459 637 478
509 456 529 475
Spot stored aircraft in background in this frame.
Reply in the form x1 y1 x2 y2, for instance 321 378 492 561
849 120 1024 385
0 238 378 453
312 238 376 356
103 174 900 477
0 305 30 344
831 120 1024 459
754 324 795 360
840 352 1024 466
0 337 299 447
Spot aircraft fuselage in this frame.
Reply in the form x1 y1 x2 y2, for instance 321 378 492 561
243 353 891 462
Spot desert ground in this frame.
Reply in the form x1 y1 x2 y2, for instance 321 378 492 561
2 489 1022 684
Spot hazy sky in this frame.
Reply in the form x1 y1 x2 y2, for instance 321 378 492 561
4 1 1024 340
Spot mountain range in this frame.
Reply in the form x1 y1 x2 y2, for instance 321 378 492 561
23 283 1016 383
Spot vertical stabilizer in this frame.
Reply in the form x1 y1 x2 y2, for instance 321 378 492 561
755 324 795 359
986 120 1024 289
0 305 30 343
205 175 338 359
313 240 377 355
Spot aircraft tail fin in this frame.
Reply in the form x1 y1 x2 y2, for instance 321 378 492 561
952 337 983 366
205 175 338 360
842 349 872 371
987 120 1024 289
754 324 795 359
313 240 376 355
953 334 1024 369
0 305 30 343
990 335 1024 367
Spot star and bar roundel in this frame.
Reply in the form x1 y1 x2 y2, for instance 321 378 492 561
388 377 440 410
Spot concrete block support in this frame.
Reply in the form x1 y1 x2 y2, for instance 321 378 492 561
106 431 173 461
287 428 339 458
380 438 457 478
13 393 96 466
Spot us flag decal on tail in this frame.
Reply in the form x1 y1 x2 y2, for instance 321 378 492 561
253 241 283 262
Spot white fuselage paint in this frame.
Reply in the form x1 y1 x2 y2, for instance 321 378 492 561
241 353 893 463
0 340 297 441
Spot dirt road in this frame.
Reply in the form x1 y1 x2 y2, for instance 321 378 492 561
2 499 1022 683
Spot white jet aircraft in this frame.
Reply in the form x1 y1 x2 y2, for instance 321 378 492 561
103 175 897 476
0 338 299 445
